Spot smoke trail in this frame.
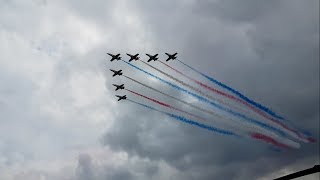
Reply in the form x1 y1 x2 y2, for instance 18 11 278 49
159 60 310 143
251 133 291 149
127 98 239 137
127 99 299 149
177 59 285 121
126 89 207 121
139 60 245 113
123 75 238 125
121 60 290 139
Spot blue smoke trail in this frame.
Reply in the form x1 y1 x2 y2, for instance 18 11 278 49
127 99 239 137
121 60 288 138
177 60 285 121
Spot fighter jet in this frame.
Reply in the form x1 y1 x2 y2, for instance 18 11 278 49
146 53 158 62
110 69 123 77
107 53 121 61
116 95 127 101
165 53 178 61
112 84 124 91
127 53 140 62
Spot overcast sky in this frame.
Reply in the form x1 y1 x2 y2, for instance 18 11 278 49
0 0 319 179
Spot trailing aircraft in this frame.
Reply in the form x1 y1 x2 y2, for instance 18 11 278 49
165 53 178 61
146 53 158 62
116 95 127 101
127 53 140 62
107 53 121 61
112 84 124 91
110 69 123 77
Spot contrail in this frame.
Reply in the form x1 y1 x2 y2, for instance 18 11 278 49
127 98 239 137
121 60 291 139
139 60 246 114
177 59 285 121
125 88 207 121
127 99 299 149
159 60 311 143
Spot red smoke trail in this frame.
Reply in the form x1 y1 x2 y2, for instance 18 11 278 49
125 89 207 122
159 61 311 143
251 133 290 149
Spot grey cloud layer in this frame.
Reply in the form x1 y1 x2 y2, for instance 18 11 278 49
0 0 319 180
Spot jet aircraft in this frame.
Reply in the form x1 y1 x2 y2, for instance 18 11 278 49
165 53 178 61
110 69 123 77
112 84 124 91
146 54 158 62
116 95 127 101
107 53 121 61
127 53 140 62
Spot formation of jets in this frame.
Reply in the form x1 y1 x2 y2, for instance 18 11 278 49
108 52 178 101
108 53 177 63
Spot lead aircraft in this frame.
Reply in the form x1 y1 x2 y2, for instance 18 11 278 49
107 53 121 61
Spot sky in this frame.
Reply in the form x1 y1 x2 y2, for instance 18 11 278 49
0 0 319 179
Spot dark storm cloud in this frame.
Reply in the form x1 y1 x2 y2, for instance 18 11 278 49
103 0 319 179
71 153 161 180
